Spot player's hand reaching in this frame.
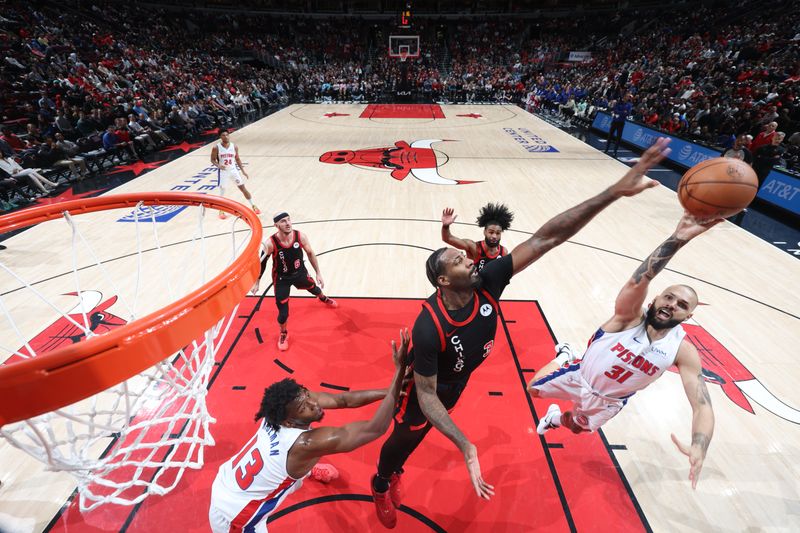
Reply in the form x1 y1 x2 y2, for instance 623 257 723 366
674 211 723 241
463 442 495 500
671 433 706 490
610 137 671 197
391 328 410 370
441 208 458 227
316 276 324 288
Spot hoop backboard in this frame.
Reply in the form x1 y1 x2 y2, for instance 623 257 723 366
389 35 420 61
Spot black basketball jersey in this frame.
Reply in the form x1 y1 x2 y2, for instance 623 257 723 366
471 240 508 272
411 255 513 384
270 230 305 279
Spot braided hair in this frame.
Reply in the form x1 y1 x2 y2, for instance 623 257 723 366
425 247 448 288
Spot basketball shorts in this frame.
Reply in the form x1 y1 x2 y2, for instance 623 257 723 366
529 363 628 432
394 379 466 430
219 167 246 187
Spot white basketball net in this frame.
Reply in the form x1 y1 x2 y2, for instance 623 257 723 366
0 200 254 511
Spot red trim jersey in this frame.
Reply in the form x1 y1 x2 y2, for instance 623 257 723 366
471 240 508 272
411 254 513 384
270 230 305 280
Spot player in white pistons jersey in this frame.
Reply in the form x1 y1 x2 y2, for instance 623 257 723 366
528 211 720 489
210 424 307 533
210 130 260 219
209 330 408 532
580 316 686 399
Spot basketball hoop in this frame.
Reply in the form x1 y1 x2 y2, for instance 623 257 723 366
399 51 409 63
0 192 262 510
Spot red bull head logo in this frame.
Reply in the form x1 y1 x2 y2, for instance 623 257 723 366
671 323 800 424
319 139 479 185
14 291 127 361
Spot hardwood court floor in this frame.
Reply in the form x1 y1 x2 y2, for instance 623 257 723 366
1 104 798 532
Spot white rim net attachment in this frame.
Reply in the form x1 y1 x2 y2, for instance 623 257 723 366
0 195 259 511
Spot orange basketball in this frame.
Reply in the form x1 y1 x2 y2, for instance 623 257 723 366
677 157 759 219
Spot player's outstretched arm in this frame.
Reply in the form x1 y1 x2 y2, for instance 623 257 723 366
415 372 495 500
608 212 722 327
299 232 325 288
313 388 387 409
290 330 409 461
671 341 715 490
441 208 478 258
510 137 672 276
210 146 221 168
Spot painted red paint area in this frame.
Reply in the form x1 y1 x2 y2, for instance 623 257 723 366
360 104 445 119
47 298 644 532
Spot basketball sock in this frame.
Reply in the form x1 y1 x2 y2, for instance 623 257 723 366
318 295 329 303
372 474 390 493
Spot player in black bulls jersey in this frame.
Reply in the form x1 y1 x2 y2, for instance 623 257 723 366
253 212 337 351
370 138 673 528
441 202 514 272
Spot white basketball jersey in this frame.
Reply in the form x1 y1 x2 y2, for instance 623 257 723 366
210 423 307 530
580 317 686 399
217 142 237 170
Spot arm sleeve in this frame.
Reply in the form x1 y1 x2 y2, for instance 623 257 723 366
479 254 514 300
410 312 441 378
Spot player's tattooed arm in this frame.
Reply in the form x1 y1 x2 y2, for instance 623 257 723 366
414 372 470 451
612 213 721 323
672 341 714 488
631 236 688 284
633 213 722 284
692 432 710 455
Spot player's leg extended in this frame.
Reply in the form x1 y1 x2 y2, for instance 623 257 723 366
274 280 291 350
297 274 337 308
372 384 433 528
236 183 260 214
528 342 581 389
217 170 228 219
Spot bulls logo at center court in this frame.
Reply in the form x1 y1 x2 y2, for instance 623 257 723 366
319 139 478 185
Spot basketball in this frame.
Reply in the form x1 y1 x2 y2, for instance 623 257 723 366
677 157 759 219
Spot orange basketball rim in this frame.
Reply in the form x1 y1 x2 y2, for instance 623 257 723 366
0 192 263 426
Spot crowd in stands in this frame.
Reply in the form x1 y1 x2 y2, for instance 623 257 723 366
1 1 798 210
525 1 800 177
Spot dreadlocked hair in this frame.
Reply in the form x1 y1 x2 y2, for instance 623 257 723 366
255 378 303 431
425 247 448 288
476 202 514 231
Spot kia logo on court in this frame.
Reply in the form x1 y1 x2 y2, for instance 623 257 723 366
669 322 800 425
319 140 479 185
679 145 693 159
632 128 644 143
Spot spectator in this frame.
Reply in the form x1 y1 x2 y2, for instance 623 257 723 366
723 134 754 164
750 121 779 152
752 132 786 186
0 155 59 194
